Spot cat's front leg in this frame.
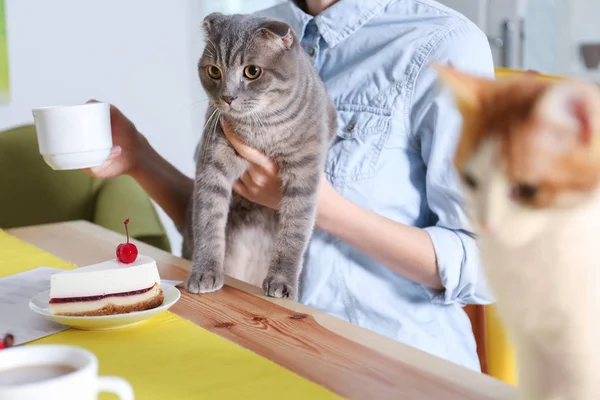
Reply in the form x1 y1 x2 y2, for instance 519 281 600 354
263 169 321 300
186 139 246 294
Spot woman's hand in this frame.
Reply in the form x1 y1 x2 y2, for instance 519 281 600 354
222 118 283 209
221 118 337 218
82 100 147 179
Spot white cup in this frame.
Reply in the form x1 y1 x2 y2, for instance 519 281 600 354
0 344 134 400
31 102 113 170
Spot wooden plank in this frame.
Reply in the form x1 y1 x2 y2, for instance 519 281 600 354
7 221 517 399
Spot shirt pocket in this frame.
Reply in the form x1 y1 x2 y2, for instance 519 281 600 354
325 104 392 186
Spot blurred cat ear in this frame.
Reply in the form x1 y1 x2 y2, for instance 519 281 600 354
202 12 223 35
535 81 600 147
434 64 488 111
258 21 294 49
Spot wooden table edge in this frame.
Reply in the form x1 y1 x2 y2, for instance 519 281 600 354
6 220 516 399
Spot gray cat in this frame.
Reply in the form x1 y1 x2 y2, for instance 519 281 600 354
182 13 337 299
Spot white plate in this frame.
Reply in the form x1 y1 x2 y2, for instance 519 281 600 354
29 284 180 331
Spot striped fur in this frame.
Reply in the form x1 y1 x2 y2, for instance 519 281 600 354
182 13 337 299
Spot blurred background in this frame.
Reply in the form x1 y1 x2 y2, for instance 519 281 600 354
1 0 598 255
438 0 600 78
0 0 283 255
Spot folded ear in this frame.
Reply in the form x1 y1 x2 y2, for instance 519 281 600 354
202 12 223 36
257 20 294 49
434 64 489 112
535 81 600 149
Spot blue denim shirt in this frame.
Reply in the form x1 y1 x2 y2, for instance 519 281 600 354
258 0 494 371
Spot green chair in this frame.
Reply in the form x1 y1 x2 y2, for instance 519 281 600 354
0 124 171 252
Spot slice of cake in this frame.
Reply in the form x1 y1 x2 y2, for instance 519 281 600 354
49 255 164 316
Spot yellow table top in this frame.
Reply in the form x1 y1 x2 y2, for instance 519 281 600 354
0 230 339 399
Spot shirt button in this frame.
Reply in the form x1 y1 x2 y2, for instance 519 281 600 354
308 48 315 56
346 123 355 131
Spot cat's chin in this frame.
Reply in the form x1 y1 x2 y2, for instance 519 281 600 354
216 107 253 120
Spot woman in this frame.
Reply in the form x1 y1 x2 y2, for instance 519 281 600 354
87 0 495 371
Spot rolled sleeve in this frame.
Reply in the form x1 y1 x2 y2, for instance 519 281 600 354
410 21 494 305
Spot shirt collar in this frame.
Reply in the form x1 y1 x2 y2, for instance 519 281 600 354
287 0 393 48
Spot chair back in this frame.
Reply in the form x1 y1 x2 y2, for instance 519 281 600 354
0 125 99 228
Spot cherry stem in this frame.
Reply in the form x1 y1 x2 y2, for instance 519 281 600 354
124 218 130 244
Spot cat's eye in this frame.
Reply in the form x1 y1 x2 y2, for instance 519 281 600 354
207 65 222 80
513 183 538 200
243 65 262 80
462 173 479 189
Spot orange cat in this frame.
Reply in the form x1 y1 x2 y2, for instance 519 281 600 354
437 66 600 400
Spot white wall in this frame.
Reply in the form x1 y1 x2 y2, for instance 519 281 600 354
1 0 283 255
524 0 564 74
525 0 600 81
565 0 600 80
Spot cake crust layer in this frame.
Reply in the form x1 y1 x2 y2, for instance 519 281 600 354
52 287 164 317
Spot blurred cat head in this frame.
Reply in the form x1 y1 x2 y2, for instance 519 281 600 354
198 13 299 118
437 66 600 244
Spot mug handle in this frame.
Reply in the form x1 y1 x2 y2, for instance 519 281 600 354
97 376 135 400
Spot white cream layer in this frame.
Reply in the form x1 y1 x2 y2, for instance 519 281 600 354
49 285 162 315
49 255 160 298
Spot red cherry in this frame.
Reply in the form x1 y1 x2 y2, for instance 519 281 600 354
0 341 4 350
117 243 138 263
116 218 138 264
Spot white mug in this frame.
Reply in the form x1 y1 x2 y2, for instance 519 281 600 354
0 344 134 400
31 102 113 170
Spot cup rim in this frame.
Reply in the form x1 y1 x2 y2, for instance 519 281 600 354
32 102 109 113
0 345 95 389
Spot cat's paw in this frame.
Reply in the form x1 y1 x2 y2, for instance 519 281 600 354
262 274 297 299
186 268 224 294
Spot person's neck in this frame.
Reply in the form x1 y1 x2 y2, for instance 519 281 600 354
305 0 339 15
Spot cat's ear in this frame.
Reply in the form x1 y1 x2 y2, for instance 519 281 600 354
435 65 490 171
434 64 489 111
535 81 600 147
257 21 294 49
202 12 223 35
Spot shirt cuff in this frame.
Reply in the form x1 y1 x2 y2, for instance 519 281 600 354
423 226 492 306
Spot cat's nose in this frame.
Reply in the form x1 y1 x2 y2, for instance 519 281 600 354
221 96 237 105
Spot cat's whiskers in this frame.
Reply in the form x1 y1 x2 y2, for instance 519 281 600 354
201 108 220 136
204 109 222 165
250 111 268 135
211 109 222 140
266 97 291 113
261 100 296 133
180 98 211 113
199 108 221 166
